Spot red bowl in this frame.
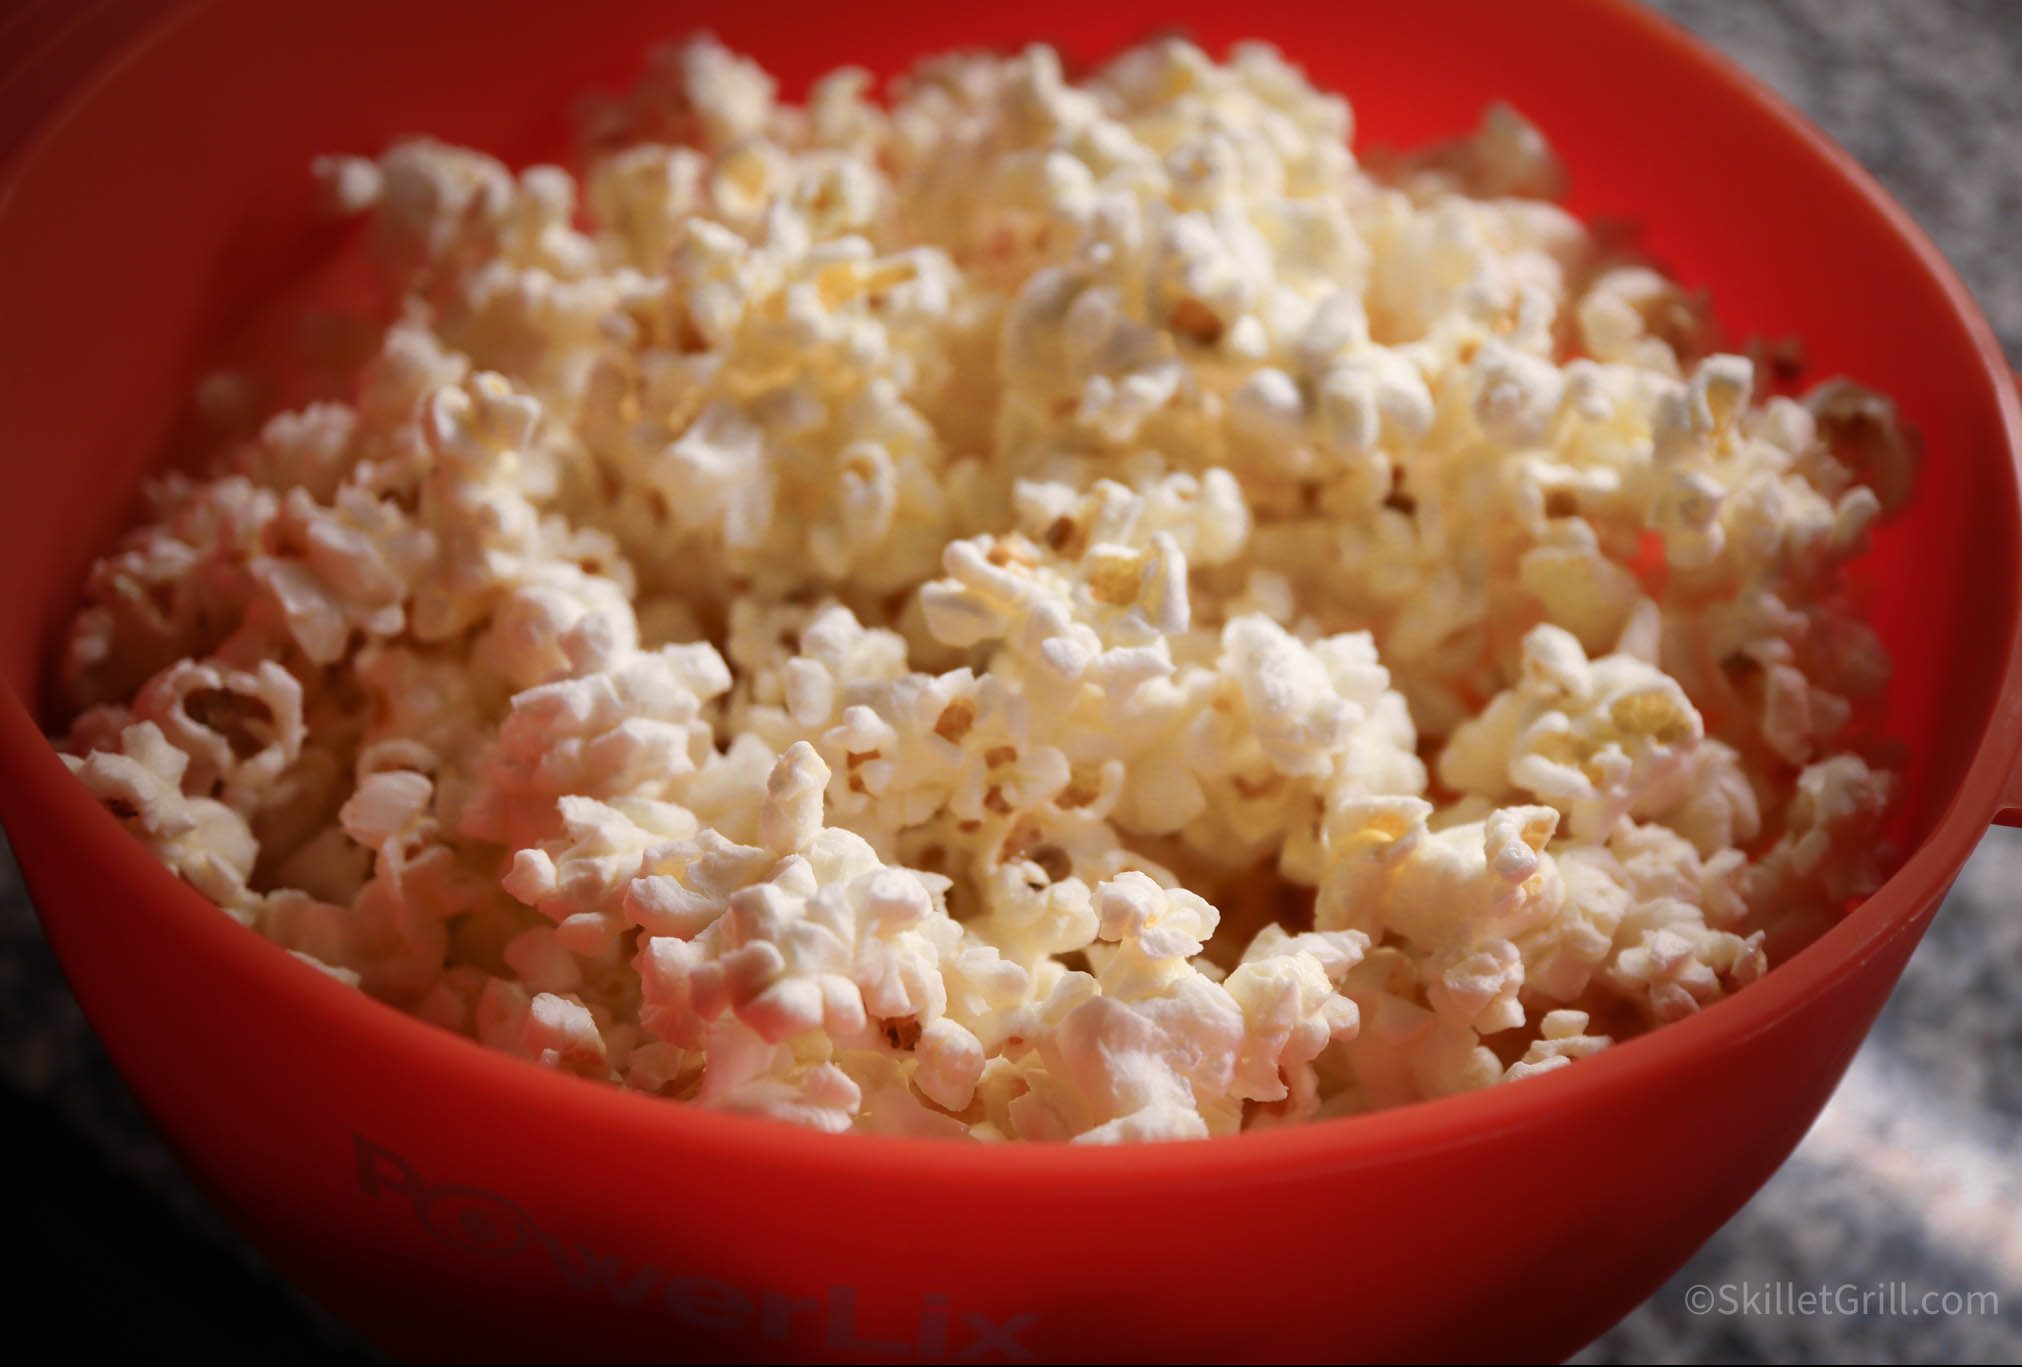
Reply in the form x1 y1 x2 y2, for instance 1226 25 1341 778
2 1 2018 1361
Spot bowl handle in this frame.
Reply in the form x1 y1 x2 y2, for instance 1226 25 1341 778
1999 377 2022 828
1997 779 2022 828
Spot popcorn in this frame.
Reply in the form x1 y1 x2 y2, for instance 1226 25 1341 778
473 560 641 692
53 34 1912 1139
250 486 435 665
1217 614 1371 779
234 403 360 503
1225 925 1365 1120
1606 912 1764 1024
1746 752 1897 910
634 751 937 1035
131 658 306 815
258 881 449 1004
63 721 259 913
1438 624 1736 845
369 140 516 275
63 475 279 709
460 642 731 849
476 980 612 1077
502 793 700 951
1502 1009 1610 1083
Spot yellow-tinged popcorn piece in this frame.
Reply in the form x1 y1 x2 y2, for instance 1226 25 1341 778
1438 622 1740 844
53 33 1913 1138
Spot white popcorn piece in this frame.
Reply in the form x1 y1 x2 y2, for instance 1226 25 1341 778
1502 1009 1610 1083
131 658 306 815
476 979 612 1077
1225 925 1366 1121
461 642 731 850
1746 752 1897 909
1604 902 1766 1025
502 793 700 951
63 722 259 914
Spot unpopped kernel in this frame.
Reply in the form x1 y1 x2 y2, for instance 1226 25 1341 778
56 36 1913 1141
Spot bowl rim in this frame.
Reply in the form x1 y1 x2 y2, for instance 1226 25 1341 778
3 0 2019 1181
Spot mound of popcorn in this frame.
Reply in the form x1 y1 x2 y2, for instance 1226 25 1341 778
54 36 1914 1141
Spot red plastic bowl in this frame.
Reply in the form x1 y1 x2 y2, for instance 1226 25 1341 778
2 1 2018 1361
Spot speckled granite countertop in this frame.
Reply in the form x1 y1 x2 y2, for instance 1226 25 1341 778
1 1 2017 1362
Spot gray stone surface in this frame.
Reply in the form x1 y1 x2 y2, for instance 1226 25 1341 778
0 1 2016 1362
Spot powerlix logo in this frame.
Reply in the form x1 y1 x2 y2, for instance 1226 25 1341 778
355 1136 1035 1360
